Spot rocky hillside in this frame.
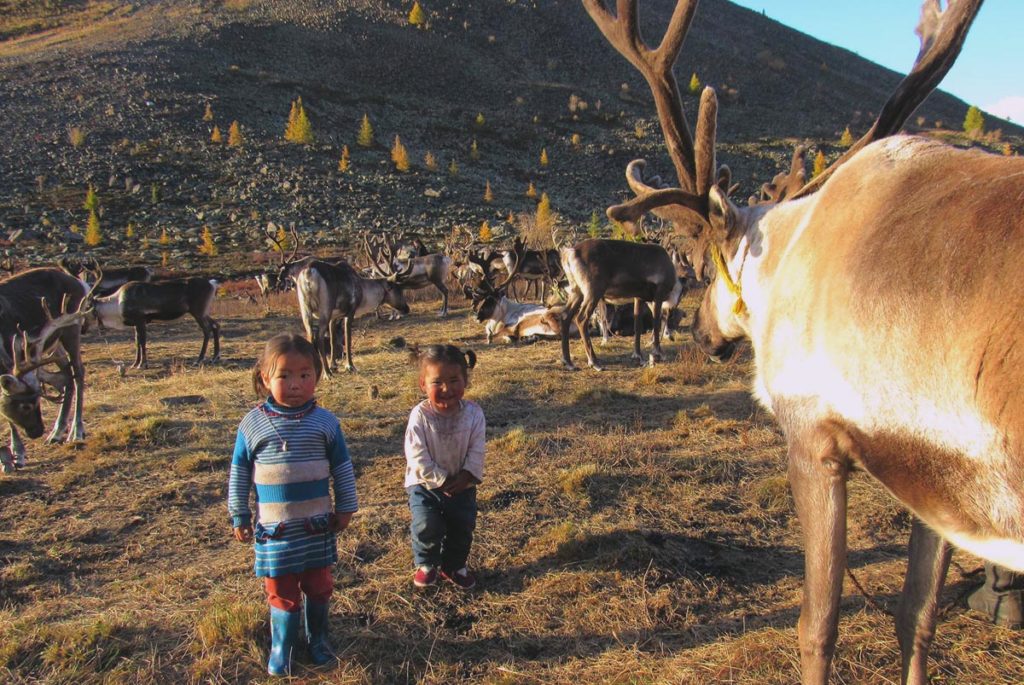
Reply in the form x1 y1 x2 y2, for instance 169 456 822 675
0 0 1018 274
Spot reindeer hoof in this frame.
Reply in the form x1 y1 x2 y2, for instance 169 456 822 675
589 364 605 372
562 362 579 372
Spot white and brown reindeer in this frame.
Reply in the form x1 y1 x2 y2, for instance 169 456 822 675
0 267 97 470
295 255 412 375
363 232 453 317
91 277 221 369
58 256 154 297
584 0 1018 683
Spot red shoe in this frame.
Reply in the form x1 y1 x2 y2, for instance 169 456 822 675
440 567 477 590
413 566 437 588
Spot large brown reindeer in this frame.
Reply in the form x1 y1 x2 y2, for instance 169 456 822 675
363 232 452 317
583 1 1017 684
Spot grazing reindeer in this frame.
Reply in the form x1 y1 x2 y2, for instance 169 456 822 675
498 240 562 302
58 257 153 297
584 0 1012 683
92 278 221 368
363 232 452 317
296 258 412 375
554 238 678 371
0 267 96 465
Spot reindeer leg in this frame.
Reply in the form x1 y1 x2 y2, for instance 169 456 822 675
209 317 221 362
344 317 355 373
0 444 13 473
9 423 26 468
46 357 74 443
69 351 86 442
132 324 146 369
896 519 951 685
193 313 210 363
328 318 343 371
650 300 665 363
631 298 644 361
437 282 449 318
560 297 583 371
788 432 849 685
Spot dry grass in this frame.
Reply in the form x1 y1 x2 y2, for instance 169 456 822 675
0 291 1020 684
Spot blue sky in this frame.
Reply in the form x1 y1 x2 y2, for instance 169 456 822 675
728 1 1024 123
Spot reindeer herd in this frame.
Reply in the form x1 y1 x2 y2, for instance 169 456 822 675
0 0 1020 682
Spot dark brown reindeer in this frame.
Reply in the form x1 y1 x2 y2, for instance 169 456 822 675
0 267 96 468
295 253 412 375
58 257 154 297
91 277 221 369
363 232 452 317
584 1 1011 683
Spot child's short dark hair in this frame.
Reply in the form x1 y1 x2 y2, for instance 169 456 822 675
409 344 477 380
252 333 322 397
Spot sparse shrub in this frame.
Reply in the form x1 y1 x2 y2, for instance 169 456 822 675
357 113 374 147
539 147 549 167
688 72 700 94
423 150 437 170
141 235 150 249
475 111 485 127
587 210 601 237
284 97 314 144
68 125 86 148
571 132 581 149
448 158 459 176
203 102 213 121
479 221 493 242
150 183 161 205
634 121 646 139
199 225 217 256
193 599 264 651
812 150 826 178
559 463 600 499
470 138 480 161
483 179 493 203
838 126 854 147
536 193 553 233
1004 142 1014 156
125 223 135 239
210 125 222 143
338 145 350 172
391 135 410 171
963 104 984 137
272 226 291 252
408 0 425 26
746 475 792 515
228 120 243 146
525 181 537 198
83 184 99 212
85 210 102 246
159 227 170 246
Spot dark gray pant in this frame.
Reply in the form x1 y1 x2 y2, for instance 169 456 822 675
407 484 477 572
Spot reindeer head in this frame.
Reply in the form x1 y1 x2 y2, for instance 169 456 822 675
0 330 66 439
464 238 527 321
263 224 302 293
583 0 982 362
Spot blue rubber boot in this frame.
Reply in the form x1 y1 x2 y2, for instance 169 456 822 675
304 598 335 666
268 606 300 676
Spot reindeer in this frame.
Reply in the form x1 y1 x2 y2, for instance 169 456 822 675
296 257 412 375
91 278 220 369
0 267 96 465
497 242 563 302
58 257 153 297
584 1 1013 683
363 232 452 317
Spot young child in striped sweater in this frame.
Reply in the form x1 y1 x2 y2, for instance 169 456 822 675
228 333 358 676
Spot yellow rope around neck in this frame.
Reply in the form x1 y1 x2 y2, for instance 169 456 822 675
709 241 747 316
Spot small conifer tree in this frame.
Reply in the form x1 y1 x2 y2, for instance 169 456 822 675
470 138 480 161
479 221 493 242
688 72 700 94
1004 142 1014 156
571 133 581 149
540 147 549 167
203 102 214 121
126 223 135 239
391 135 410 171
812 150 826 178
963 105 984 136
83 184 99 212
448 158 459 176
357 113 374 147
536 192 553 232
85 210 102 247
838 126 854 147
483 180 493 203
588 210 601 238
274 226 291 252
525 181 537 198
424 151 438 170
210 125 223 143
284 97 314 144
339 145 351 172
162 251 169 268
475 112 485 127
159 228 170 246
228 120 243 147
408 0 426 26
142 235 150 250
199 225 218 256
151 183 161 205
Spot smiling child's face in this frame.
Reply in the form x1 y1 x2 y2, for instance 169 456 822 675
419 361 467 415
263 351 317 407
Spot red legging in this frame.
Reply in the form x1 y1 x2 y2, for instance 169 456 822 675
264 567 333 611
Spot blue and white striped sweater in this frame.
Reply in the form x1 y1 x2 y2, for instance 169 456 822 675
228 399 358 577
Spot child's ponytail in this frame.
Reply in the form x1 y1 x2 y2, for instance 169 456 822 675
409 343 477 379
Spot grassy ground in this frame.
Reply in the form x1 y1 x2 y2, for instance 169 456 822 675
1 290 1022 684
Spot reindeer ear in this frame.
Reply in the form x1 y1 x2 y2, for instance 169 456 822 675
708 185 736 243
0 374 22 395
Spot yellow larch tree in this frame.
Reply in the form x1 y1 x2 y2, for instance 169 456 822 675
539 147 549 167
228 120 243 147
357 113 374 147
199 225 218 256
483 179 493 203
408 1 425 26
338 145 351 172
203 102 214 121
391 135 410 171
210 125 223 143
85 210 102 247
